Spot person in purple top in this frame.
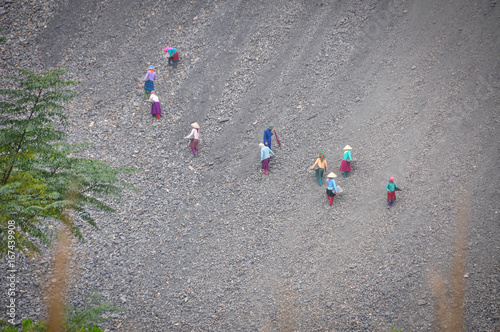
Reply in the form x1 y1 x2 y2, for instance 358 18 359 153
263 124 275 150
142 65 156 99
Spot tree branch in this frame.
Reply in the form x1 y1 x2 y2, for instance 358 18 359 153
1 88 42 185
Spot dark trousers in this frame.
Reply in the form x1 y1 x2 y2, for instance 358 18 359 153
168 57 178 68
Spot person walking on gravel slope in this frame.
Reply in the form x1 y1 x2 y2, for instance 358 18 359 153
326 172 338 206
259 143 275 175
148 91 162 120
386 176 399 208
310 153 327 185
142 65 156 99
184 122 200 155
263 124 276 150
339 145 353 177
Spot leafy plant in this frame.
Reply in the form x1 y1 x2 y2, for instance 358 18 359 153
0 69 134 255
65 292 121 332
0 293 120 332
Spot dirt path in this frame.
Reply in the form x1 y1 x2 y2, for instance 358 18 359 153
1 0 499 330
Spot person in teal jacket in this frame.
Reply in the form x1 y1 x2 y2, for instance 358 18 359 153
386 176 398 208
164 46 180 68
339 145 353 177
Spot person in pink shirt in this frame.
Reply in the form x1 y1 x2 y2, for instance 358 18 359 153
184 122 200 155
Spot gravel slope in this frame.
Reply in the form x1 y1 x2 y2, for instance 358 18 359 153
1 0 499 331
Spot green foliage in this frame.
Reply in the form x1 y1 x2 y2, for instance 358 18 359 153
0 69 134 255
1 293 119 332
0 318 46 332
391 326 402 332
0 28 4 42
65 292 121 332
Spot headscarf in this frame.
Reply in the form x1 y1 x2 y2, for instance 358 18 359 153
268 124 274 129
164 46 172 52
319 153 324 161
389 176 395 182
148 65 155 73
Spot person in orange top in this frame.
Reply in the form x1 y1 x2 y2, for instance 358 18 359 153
310 153 327 185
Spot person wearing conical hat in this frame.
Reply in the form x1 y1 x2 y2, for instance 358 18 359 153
263 124 276 150
339 145 353 178
259 143 275 175
143 65 157 99
326 172 338 206
184 122 200 155
310 153 327 185
386 176 398 208
148 91 162 120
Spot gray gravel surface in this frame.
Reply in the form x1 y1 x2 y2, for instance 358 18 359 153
1 0 499 331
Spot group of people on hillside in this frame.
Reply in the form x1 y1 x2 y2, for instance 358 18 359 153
261 127 400 208
309 145 399 208
142 66 161 119
141 46 199 156
308 145 352 206
140 46 180 120
141 47 400 207
260 124 277 175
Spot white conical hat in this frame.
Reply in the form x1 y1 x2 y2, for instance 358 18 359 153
327 172 337 178
191 122 200 129
343 145 352 150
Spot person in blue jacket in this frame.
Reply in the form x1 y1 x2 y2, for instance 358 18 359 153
263 124 275 150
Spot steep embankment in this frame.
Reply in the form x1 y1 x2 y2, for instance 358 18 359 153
0 0 498 330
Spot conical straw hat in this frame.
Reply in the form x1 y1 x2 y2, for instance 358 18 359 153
327 172 337 178
343 145 352 150
191 122 200 129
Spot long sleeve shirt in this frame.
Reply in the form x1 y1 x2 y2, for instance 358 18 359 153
263 128 273 147
326 178 337 192
260 147 275 160
185 128 199 140
167 48 178 56
144 71 157 82
386 182 398 192
149 94 159 103
311 157 327 170
342 150 352 161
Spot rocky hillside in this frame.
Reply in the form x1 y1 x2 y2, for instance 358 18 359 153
1 0 499 330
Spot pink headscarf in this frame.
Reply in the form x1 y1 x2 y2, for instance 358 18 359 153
164 46 172 52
